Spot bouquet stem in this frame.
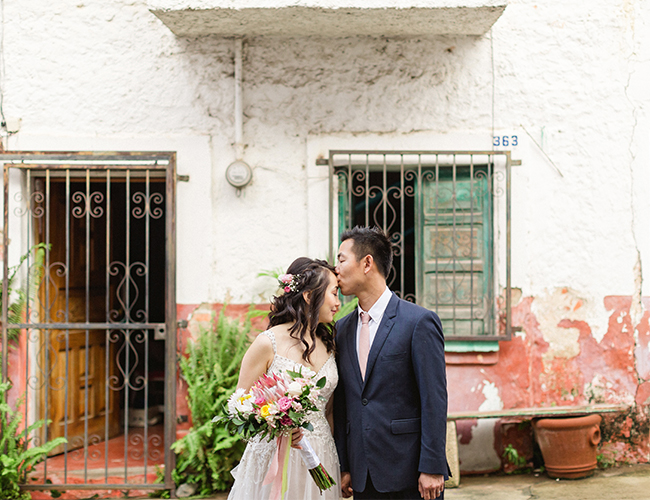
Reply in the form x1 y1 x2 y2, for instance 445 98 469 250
298 436 336 493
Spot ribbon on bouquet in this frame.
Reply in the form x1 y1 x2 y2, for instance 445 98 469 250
263 434 292 500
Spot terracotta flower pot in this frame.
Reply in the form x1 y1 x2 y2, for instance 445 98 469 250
533 414 602 479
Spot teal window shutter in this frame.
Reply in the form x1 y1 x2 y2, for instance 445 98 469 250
420 166 494 338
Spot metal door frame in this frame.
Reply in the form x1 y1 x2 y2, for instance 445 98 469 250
0 151 177 492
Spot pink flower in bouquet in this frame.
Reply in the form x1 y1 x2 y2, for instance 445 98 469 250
292 401 303 412
277 396 292 412
258 373 281 389
255 396 265 406
279 415 293 426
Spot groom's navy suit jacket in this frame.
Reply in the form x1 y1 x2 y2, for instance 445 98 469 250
333 292 449 493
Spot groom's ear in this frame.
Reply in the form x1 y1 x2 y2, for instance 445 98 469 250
363 255 374 275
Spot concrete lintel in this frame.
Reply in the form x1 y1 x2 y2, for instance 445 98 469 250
149 2 508 37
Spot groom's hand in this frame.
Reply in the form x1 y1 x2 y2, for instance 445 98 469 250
418 472 444 499
340 471 353 498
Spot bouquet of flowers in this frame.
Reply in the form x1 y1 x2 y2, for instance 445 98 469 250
214 368 336 498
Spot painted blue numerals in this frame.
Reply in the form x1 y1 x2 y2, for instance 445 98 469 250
493 135 518 147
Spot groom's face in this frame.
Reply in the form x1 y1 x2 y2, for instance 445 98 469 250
335 239 366 296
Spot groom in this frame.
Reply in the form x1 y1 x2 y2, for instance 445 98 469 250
333 226 449 500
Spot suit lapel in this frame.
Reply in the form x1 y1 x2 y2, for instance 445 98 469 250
363 293 398 384
342 307 364 387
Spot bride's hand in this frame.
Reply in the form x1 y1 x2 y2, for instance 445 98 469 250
290 428 304 449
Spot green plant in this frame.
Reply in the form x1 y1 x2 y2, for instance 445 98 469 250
502 444 530 475
1 243 47 343
597 453 615 469
0 381 67 500
148 466 170 498
170 308 253 495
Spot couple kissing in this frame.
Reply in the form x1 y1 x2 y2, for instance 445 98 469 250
227 226 449 500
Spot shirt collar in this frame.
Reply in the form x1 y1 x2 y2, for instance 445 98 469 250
359 286 393 323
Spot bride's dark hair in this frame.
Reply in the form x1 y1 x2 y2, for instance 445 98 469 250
268 257 337 363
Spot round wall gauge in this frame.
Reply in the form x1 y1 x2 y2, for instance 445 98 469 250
225 160 252 188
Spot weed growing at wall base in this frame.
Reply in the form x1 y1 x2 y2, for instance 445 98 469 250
0 382 67 500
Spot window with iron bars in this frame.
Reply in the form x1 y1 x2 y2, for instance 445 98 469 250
328 150 511 341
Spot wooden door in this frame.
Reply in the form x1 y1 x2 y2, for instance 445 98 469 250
39 180 120 454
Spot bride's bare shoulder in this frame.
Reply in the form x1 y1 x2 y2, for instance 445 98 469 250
247 331 274 356
268 323 293 340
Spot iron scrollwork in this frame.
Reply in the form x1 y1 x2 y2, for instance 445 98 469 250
71 191 105 219
108 329 147 392
132 192 164 219
13 191 45 218
109 261 148 323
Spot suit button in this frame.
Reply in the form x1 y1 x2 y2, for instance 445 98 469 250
362 398 368 406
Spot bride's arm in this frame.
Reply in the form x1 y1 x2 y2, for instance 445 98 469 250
236 334 274 391
326 397 334 433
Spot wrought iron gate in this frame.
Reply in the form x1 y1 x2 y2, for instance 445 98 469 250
0 152 177 493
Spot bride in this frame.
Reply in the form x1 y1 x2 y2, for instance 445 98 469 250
227 257 342 500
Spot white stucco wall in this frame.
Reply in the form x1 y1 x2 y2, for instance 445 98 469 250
2 0 649 311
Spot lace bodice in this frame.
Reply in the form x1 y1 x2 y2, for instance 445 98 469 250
261 330 338 439
227 330 341 500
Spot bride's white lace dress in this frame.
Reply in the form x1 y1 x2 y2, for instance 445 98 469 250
228 330 341 500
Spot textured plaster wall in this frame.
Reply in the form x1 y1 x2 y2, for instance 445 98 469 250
2 0 650 472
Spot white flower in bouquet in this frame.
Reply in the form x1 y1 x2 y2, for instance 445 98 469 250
287 381 302 397
227 388 254 415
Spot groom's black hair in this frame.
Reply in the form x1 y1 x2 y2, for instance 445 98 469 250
340 226 393 279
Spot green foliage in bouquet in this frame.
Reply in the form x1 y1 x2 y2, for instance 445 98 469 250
0 382 67 500
170 308 256 495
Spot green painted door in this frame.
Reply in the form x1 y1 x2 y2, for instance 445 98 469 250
420 167 493 337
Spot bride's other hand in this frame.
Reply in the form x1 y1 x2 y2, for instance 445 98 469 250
290 428 304 449
340 472 353 498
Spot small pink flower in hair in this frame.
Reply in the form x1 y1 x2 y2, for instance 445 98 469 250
278 273 301 294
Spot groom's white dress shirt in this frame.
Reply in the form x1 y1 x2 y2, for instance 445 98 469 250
355 286 393 356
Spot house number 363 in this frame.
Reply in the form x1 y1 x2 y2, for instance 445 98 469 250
493 135 518 147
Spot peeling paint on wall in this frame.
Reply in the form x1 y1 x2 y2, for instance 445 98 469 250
449 292 650 472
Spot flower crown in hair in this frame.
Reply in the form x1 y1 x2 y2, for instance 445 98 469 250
278 274 301 294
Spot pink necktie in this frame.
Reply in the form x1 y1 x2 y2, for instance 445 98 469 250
359 311 370 380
